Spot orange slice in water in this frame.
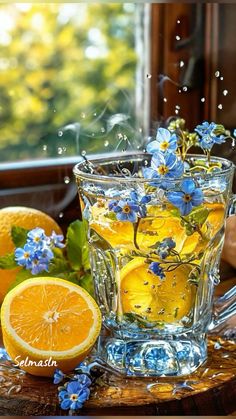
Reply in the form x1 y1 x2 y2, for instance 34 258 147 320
119 257 195 323
1 277 102 377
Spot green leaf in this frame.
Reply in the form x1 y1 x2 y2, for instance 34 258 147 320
123 312 164 329
187 206 209 226
79 272 94 297
11 226 29 248
0 253 17 269
213 124 226 136
66 220 90 271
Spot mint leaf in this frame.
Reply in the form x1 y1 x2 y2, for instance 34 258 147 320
187 206 209 226
0 253 17 269
79 272 94 296
11 226 29 248
66 220 90 271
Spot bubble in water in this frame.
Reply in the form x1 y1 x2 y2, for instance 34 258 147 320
163 97 168 103
104 140 109 147
64 176 70 184
81 112 86 119
215 71 220 77
59 212 64 218
201 97 205 102
179 60 185 68
58 130 63 137
101 127 105 133
146 73 152 79
175 35 181 41
223 89 228 96
43 145 47 151
81 150 86 156
214 342 221 350
182 86 188 92
57 147 63 155
218 104 223 110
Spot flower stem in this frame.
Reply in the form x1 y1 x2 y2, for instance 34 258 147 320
133 218 141 250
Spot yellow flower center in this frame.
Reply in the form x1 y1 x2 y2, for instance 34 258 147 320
70 394 78 401
24 252 30 258
183 194 192 202
158 165 169 175
123 205 131 214
160 141 169 151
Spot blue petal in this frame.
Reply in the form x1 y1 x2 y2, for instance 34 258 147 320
70 401 82 410
127 211 137 223
156 127 171 143
142 167 156 179
146 140 159 154
151 152 165 169
61 398 72 410
67 381 81 394
59 390 68 399
116 212 128 221
167 191 184 206
180 201 193 216
181 179 195 194
113 205 122 213
165 152 177 168
130 191 138 201
141 195 151 204
192 189 204 205
78 388 90 402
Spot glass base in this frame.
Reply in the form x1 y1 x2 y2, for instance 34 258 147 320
97 330 207 377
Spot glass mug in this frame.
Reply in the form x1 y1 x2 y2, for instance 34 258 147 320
73 153 236 377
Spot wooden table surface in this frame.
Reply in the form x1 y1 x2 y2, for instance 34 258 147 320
0 278 235 416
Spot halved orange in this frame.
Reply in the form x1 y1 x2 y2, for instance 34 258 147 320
119 257 195 323
1 277 102 377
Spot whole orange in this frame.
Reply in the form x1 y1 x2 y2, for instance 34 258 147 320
0 206 62 303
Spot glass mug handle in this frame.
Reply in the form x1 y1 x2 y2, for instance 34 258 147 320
208 194 236 331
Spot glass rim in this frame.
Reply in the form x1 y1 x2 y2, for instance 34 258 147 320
73 152 235 184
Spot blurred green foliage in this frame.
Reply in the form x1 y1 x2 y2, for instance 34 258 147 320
0 3 137 162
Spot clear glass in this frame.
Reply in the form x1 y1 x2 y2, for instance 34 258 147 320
73 153 236 377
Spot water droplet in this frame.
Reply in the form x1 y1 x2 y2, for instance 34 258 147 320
53 109 56 113
175 109 179 114
59 212 64 218
64 176 70 184
178 89 182 93
218 104 223 110
58 130 63 137
92 133 95 137
223 89 228 96
57 147 63 155
81 112 86 119
146 73 152 79
81 150 86 156
101 127 105 133
63 146 67 152
220 76 224 81
175 105 180 110
43 145 47 151
232 137 235 148
104 140 109 147
215 71 220 77
176 35 181 41
201 97 205 102
183 86 188 92
163 97 167 103
139 127 143 133
93 112 97 116
179 60 185 68
177 19 181 24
